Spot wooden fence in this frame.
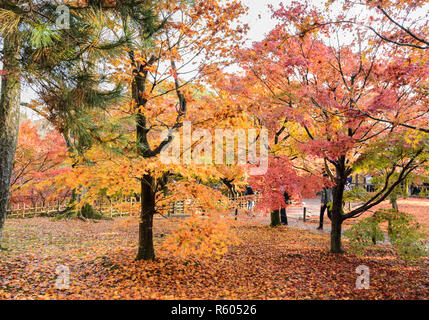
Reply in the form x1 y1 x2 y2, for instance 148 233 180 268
6 201 69 218
228 192 261 210
11 187 423 220
6 194 252 219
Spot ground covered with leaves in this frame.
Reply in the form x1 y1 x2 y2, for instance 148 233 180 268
304 198 429 237
1 216 428 300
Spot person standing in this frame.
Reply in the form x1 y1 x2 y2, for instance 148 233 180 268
317 186 333 230
244 186 255 211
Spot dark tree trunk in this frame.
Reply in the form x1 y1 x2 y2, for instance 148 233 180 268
130 47 185 260
136 174 156 260
132 55 156 260
280 207 288 225
270 209 281 227
330 158 347 253
222 178 238 219
330 215 343 253
0 34 21 244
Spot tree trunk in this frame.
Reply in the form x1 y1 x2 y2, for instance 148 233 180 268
0 34 21 244
330 216 343 253
136 174 156 260
280 207 288 225
222 179 238 219
270 209 281 227
391 197 398 211
330 160 346 253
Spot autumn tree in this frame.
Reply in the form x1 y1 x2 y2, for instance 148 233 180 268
218 54 324 226
234 5 428 253
329 0 429 51
10 120 69 206
60 83 242 257
92 0 248 260
289 0 429 133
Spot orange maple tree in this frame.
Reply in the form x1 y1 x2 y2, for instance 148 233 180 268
10 121 69 207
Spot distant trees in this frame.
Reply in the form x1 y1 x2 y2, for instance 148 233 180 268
10 120 68 206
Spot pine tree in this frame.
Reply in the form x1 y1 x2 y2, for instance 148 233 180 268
0 0 127 242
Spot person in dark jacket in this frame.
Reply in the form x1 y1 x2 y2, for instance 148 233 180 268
244 186 255 210
317 186 333 230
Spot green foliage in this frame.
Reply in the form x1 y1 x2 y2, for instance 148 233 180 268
80 203 103 219
0 229 9 250
381 209 428 261
345 209 429 261
326 201 346 216
344 217 384 256
4 1 128 156
343 187 368 202
53 203 107 221
392 228 428 262
30 23 60 48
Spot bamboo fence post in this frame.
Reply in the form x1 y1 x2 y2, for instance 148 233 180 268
130 197 134 216
110 199 113 217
